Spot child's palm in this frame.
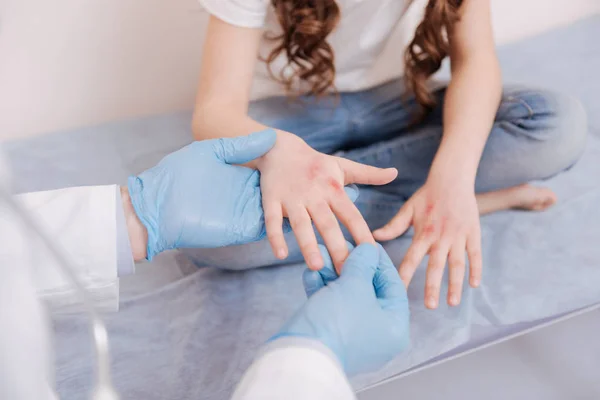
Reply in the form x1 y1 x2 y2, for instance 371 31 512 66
258 132 397 271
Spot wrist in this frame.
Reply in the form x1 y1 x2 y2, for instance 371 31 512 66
429 144 479 188
254 130 299 171
120 186 148 261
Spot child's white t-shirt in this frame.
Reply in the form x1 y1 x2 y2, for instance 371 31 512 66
199 0 427 100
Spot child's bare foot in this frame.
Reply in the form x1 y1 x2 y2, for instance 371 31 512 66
476 184 557 215
507 184 557 211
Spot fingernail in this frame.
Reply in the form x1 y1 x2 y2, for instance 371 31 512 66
449 295 459 306
426 296 438 309
472 278 480 287
309 253 323 270
277 248 287 259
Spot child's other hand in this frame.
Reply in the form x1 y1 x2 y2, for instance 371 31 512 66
257 132 397 272
373 176 482 309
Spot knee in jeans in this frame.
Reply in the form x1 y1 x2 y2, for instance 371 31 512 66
181 241 280 270
500 88 587 177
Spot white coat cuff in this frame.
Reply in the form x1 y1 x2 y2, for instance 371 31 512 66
262 336 343 366
232 337 356 400
17 185 123 313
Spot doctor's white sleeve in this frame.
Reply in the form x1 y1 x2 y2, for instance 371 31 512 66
231 337 356 400
0 192 57 400
11 185 135 313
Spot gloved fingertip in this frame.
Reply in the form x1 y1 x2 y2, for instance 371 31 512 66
340 243 379 278
318 244 333 266
302 268 325 298
374 245 408 304
251 128 277 140
345 241 356 252
247 128 277 154
217 129 278 165
343 184 360 203
352 242 379 256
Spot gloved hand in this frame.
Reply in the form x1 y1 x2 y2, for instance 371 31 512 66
128 129 279 260
273 242 410 376
128 129 360 260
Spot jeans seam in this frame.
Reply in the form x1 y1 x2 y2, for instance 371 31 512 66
505 95 535 119
340 95 362 137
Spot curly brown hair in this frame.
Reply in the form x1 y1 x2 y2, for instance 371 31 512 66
266 0 341 96
405 0 463 113
267 0 463 112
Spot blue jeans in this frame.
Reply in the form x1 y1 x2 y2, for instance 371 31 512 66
186 80 587 269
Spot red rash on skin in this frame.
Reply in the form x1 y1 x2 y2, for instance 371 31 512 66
307 161 321 181
328 178 343 193
425 202 434 216
423 224 435 236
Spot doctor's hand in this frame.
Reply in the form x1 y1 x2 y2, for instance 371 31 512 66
124 129 284 260
272 243 410 376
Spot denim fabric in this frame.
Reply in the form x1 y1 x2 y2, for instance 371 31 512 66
187 79 587 270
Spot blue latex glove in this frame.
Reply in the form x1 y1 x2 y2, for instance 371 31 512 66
273 243 410 376
128 129 359 260
127 129 278 260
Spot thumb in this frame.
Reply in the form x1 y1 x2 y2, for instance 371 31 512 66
214 129 277 164
373 201 413 241
303 242 355 298
302 246 337 298
339 243 380 284
374 244 408 310
337 157 398 186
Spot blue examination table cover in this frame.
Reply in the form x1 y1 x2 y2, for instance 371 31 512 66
3 16 600 400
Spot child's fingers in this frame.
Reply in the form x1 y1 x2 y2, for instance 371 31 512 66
330 194 374 245
302 245 339 299
373 202 414 242
398 233 431 287
337 158 398 186
264 200 287 259
286 205 323 270
447 240 466 307
467 228 483 288
308 201 348 273
424 241 450 309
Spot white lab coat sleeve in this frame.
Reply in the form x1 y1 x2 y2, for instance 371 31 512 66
0 194 58 400
10 185 135 313
231 337 356 400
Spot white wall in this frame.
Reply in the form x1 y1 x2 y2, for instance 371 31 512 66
1 0 599 141
491 0 599 43
0 0 209 140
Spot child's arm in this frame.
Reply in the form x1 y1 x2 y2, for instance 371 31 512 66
193 16 268 144
375 0 499 307
433 0 502 182
192 14 397 272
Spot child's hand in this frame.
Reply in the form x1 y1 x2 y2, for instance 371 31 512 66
373 176 482 309
257 132 398 272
